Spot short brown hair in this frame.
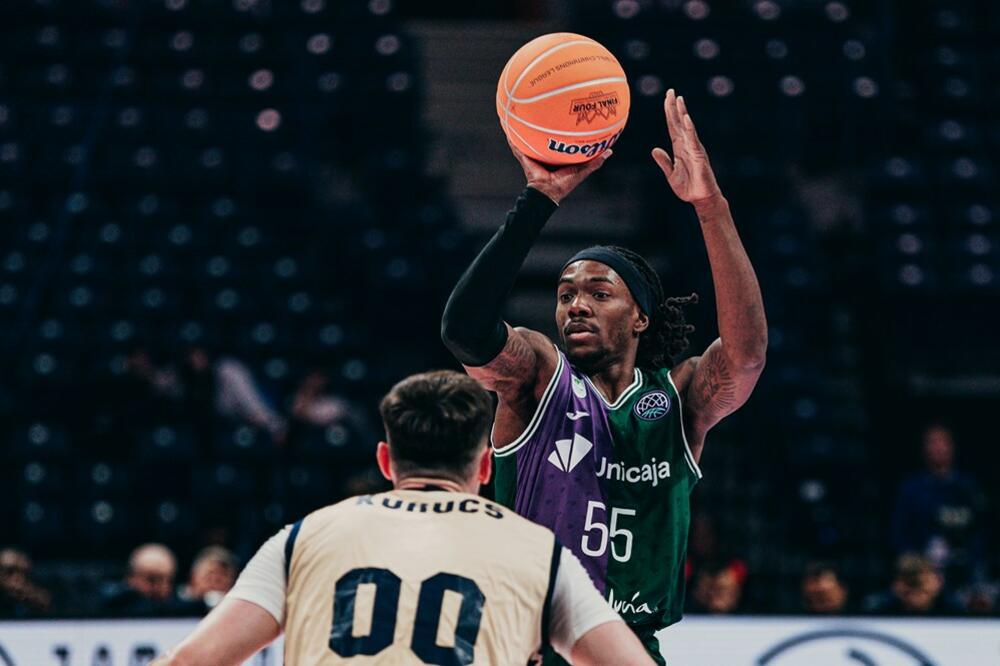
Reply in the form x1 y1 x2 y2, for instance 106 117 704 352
379 370 493 477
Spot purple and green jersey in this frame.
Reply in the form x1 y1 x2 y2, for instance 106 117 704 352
492 347 701 629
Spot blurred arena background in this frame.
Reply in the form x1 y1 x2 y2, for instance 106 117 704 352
0 0 998 663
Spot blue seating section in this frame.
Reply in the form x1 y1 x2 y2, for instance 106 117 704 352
0 0 463 558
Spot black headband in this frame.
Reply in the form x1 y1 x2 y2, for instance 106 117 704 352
562 247 656 316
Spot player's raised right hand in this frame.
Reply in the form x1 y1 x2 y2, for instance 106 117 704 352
508 138 611 205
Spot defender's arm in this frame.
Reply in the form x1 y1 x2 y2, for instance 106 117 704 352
153 527 289 665
150 598 280 666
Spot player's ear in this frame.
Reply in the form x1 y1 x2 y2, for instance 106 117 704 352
477 444 492 485
376 441 394 482
634 309 650 335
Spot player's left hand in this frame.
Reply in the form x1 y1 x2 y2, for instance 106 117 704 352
651 89 723 204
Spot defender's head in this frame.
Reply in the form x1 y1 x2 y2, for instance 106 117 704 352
557 246 696 372
377 370 493 491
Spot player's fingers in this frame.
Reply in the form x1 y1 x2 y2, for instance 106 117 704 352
507 137 528 163
683 114 710 163
664 89 681 144
651 147 673 177
509 139 547 176
683 113 700 148
675 97 698 150
678 95 703 143
561 150 610 182
578 149 613 177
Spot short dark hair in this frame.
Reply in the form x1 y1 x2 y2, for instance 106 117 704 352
379 370 493 477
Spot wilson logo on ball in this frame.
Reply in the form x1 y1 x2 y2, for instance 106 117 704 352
547 128 623 158
571 91 620 125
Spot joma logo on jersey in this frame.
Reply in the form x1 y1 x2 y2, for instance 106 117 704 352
547 128 623 158
548 433 593 473
570 91 619 124
596 455 670 487
634 390 671 421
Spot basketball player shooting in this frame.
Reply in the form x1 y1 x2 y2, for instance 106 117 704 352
441 89 767 662
152 371 656 666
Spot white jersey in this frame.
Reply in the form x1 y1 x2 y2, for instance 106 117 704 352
227 487 620 664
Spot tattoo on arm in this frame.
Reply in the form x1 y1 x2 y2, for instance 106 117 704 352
464 326 540 394
694 348 737 416
687 338 762 432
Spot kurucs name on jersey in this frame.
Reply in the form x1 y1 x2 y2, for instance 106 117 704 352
356 495 505 519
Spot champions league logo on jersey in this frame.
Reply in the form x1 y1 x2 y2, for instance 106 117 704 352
634 390 671 421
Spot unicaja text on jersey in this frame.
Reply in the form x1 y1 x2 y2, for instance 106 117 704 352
595 456 671 488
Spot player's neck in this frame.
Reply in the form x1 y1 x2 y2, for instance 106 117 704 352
394 476 470 494
585 358 638 404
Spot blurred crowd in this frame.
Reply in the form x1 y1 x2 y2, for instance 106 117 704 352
683 423 996 617
1 542 237 619
121 345 376 449
2 414 994 619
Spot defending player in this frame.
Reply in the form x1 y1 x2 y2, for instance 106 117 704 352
441 90 767 661
153 370 655 665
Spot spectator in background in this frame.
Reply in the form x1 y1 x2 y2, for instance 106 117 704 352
288 370 375 449
891 424 988 586
185 347 287 444
290 371 350 427
101 543 187 617
685 511 747 588
801 561 850 614
864 554 965 616
177 547 238 612
0 548 52 618
686 558 747 615
128 347 288 445
124 347 183 400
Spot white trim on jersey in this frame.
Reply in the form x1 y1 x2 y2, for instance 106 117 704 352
666 370 703 479
492 346 564 458
583 368 643 410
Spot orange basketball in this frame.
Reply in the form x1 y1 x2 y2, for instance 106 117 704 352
496 33 630 166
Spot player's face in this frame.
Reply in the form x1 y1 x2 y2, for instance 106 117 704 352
556 260 643 368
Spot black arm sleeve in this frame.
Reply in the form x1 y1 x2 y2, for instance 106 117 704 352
441 187 558 366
